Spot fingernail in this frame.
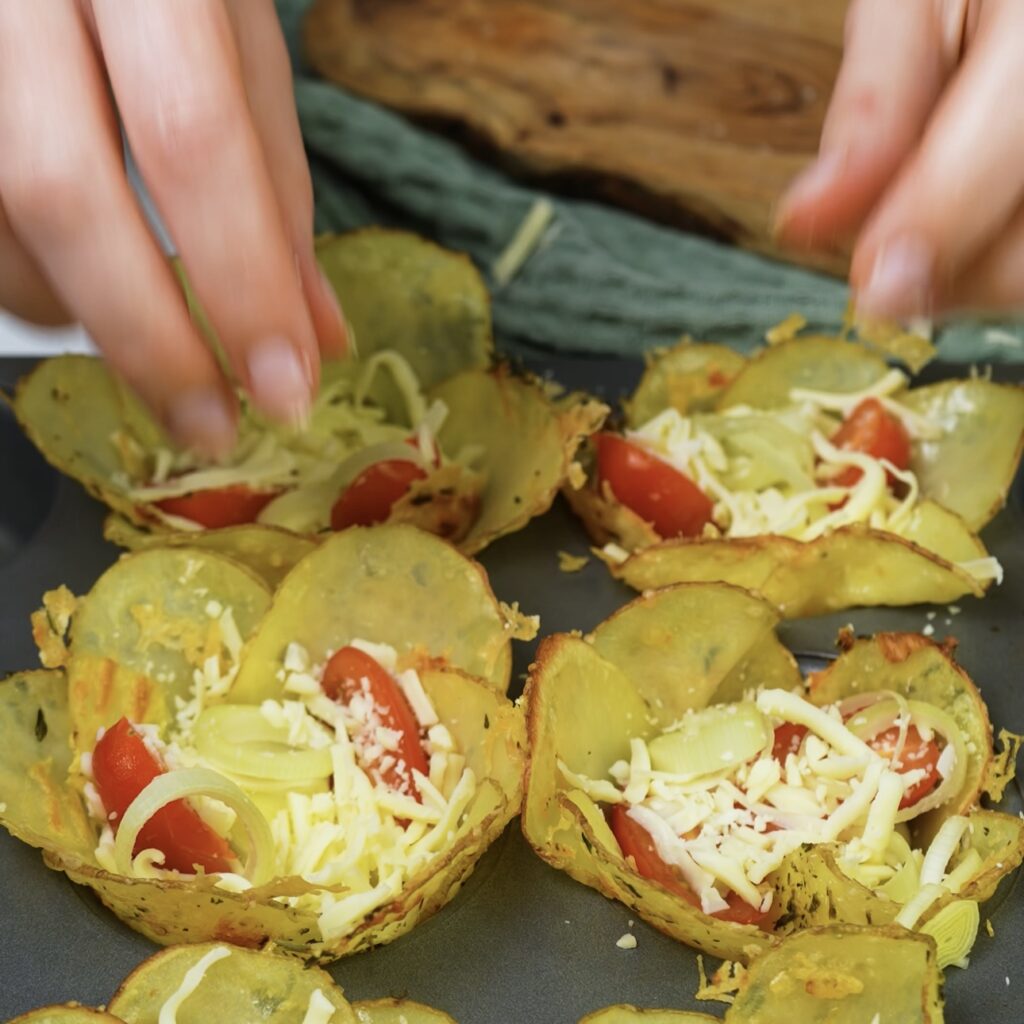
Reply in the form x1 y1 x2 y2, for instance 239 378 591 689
777 149 846 221
317 266 352 357
855 234 936 320
246 336 313 428
167 388 236 460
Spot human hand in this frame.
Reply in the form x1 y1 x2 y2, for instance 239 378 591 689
776 0 1024 324
0 1 348 458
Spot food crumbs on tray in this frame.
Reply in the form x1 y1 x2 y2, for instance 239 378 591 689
923 623 935 637
558 550 590 573
616 933 638 950
948 605 962 615
986 918 995 938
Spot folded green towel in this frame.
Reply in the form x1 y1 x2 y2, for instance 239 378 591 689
278 0 1024 366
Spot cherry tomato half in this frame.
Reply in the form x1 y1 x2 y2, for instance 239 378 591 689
830 398 911 488
91 717 234 874
771 723 809 763
868 724 942 809
154 484 279 529
330 460 428 531
608 804 770 927
322 645 430 796
595 433 714 539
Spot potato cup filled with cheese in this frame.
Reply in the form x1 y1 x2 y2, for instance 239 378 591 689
7 941 456 1023
565 331 1024 616
12 229 606 557
523 582 1024 966
0 525 529 961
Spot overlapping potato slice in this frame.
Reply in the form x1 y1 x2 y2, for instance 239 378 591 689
352 1001 458 1024
12 229 604 555
523 583 1022 963
434 367 606 554
624 341 747 427
0 529 526 960
579 926 943 1023
8 1012 124 1023
46 547 273 754
3 941 457 1024
581 1010 716 1023
572 334 1023 616
231 524 527 698
102 518 316 589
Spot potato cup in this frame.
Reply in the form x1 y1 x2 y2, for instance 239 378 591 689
566 332 1024 616
11 229 605 557
0 526 529 961
523 582 1023 966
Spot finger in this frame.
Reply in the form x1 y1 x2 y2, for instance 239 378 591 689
225 0 348 357
775 0 953 249
944 203 1024 313
92 0 320 425
0 199 71 326
851 0 1024 319
0 2 237 456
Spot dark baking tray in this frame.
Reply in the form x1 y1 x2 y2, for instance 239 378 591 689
2 353 1022 1023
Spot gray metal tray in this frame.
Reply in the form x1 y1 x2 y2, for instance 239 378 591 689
1 354 1022 1023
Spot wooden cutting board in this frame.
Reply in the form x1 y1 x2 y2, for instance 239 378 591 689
304 0 850 275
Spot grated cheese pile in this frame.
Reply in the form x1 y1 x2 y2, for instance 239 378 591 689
82 621 476 943
562 687 964 918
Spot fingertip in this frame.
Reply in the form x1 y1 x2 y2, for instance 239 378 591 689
244 334 315 428
165 385 238 461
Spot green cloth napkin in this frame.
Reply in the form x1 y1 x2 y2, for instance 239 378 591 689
278 0 1024 366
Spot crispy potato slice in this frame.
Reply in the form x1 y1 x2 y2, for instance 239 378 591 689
102 516 316 589
523 587 1010 963
435 367 607 554
231 525 518 699
60 548 272 753
716 337 890 410
608 512 985 618
580 1009 717 1023
8 1011 124 1023
106 943 356 1023
625 341 747 426
315 229 492 402
903 378 1024 531
727 926 943 1023
12 355 168 523
0 671 95 860
353 1000 458 1024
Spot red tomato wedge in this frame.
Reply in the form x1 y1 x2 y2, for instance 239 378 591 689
830 398 911 488
868 725 942 809
154 484 280 528
608 804 770 927
322 645 429 797
91 717 234 874
595 432 714 539
330 460 428 531
771 723 808 763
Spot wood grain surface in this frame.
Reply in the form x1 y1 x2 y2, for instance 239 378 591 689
304 0 850 275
